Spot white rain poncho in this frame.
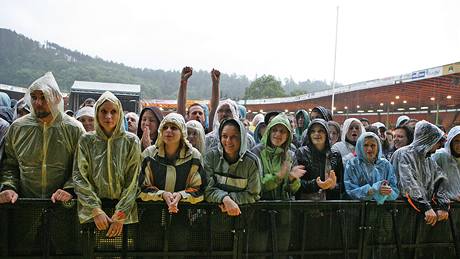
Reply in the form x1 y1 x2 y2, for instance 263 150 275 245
391 120 449 212
73 91 141 224
344 132 399 204
331 118 366 166
186 119 206 155
396 115 410 128
1 72 84 198
205 99 255 151
432 126 460 201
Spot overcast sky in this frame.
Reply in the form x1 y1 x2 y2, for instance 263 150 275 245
1 0 459 85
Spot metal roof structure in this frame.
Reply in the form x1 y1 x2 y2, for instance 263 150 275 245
71 81 141 95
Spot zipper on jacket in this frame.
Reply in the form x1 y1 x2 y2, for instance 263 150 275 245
41 123 49 198
107 138 113 196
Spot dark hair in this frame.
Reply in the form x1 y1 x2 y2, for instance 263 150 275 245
394 125 414 144
220 119 240 135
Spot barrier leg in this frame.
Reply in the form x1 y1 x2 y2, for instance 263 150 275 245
269 210 279 259
448 214 460 259
390 208 403 259
338 209 350 259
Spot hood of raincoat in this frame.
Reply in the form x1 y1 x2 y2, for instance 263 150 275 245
444 126 460 156
186 119 206 155
396 115 410 128
341 118 366 144
25 72 64 121
410 120 444 155
355 132 383 163
155 112 194 157
372 122 386 130
136 106 164 140
238 105 247 119
261 113 292 153
264 111 281 126
312 106 332 121
0 92 14 124
295 109 310 141
94 91 125 139
218 118 248 159
75 106 95 120
253 121 266 144
212 99 239 134
304 119 331 150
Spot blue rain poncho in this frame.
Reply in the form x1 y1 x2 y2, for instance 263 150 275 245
344 132 399 204
432 126 460 201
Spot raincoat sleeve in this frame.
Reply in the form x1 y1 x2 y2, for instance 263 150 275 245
395 154 433 213
344 161 374 200
432 163 450 211
295 149 320 194
138 158 167 201
0 126 19 191
114 139 141 216
63 124 85 192
73 137 102 213
204 152 230 203
178 156 206 204
385 162 400 201
228 158 261 204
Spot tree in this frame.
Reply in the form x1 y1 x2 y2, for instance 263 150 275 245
244 75 285 99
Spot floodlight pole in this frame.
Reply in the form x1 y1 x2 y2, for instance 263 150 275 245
331 6 339 116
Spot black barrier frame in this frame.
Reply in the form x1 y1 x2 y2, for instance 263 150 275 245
0 199 459 259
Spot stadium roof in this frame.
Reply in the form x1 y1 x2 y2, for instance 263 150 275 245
71 81 141 95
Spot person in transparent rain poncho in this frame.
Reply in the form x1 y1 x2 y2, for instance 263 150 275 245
332 118 366 166
205 99 255 151
0 72 85 254
344 132 399 204
186 119 206 155
391 121 449 226
73 91 141 237
75 106 95 132
432 126 460 202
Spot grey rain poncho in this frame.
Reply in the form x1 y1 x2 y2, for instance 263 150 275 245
391 120 449 212
432 126 460 201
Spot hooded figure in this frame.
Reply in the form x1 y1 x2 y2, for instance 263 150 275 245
310 106 333 121
73 91 141 228
253 121 266 144
205 99 255 151
139 113 205 204
0 118 9 163
391 121 449 215
137 106 164 151
328 120 342 145
204 118 261 206
396 115 410 128
294 109 310 147
296 119 344 200
186 119 206 155
344 132 399 204
0 72 84 199
432 126 460 201
332 118 366 166
75 106 95 132
0 92 14 124
251 114 300 200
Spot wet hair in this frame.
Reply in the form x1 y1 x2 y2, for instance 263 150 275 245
394 125 414 144
220 119 240 134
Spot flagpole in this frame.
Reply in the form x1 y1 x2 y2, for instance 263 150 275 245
331 6 339 116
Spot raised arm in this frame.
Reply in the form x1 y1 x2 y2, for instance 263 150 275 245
208 69 220 132
177 66 193 117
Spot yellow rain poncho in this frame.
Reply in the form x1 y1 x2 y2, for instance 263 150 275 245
73 91 141 224
1 72 84 198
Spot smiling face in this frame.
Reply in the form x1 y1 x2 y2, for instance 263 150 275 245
346 121 362 143
221 124 241 159
97 100 119 136
393 128 409 149
269 124 289 147
309 124 327 150
162 122 181 146
78 115 95 132
451 134 460 156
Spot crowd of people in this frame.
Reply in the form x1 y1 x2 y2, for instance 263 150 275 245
0 69 459 242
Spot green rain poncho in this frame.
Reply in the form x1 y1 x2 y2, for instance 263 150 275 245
73 91 141 224
1 72 84 198
251 114 300 200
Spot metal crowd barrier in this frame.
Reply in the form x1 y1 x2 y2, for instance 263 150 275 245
0 199 459 259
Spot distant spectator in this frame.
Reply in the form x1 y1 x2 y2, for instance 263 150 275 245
294 109 310 147
75 106 95 132
310 106 333 121
125 112 139 134
328 121 341 145
80 98 95 108
395 115 410 128
137 107 164 151
332 118 366 166
360 118 370 128
0 92 14 124
186 119 206 155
